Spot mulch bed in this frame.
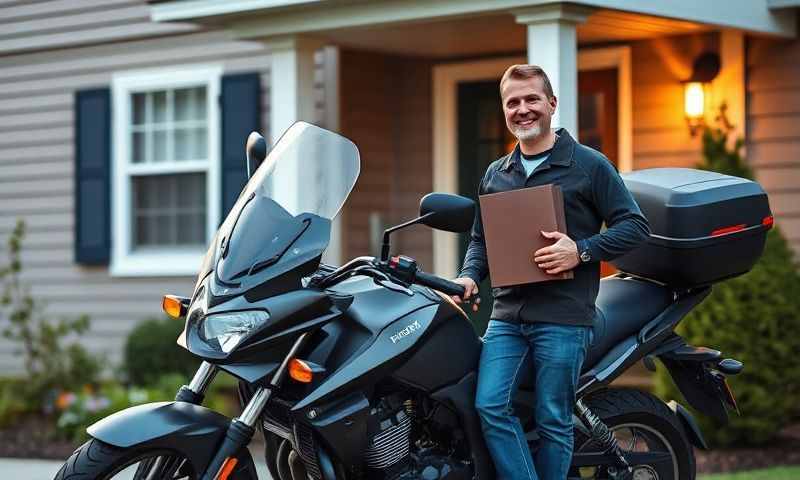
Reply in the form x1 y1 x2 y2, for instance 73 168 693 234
2 414 800 474
695 423 800 474
0 414 80 460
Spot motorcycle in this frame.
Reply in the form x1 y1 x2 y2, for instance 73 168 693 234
55 122 770 480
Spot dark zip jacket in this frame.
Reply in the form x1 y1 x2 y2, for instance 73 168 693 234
459 128 650 326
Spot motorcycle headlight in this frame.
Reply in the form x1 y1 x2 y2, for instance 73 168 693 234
199 310 270 353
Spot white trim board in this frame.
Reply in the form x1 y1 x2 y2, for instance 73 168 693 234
431 46 633 278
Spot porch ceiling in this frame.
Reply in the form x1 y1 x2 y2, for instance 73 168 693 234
316 10 711 59
151 0 796 39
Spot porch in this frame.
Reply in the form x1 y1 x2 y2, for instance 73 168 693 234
149 0 796 273
148 2 800 354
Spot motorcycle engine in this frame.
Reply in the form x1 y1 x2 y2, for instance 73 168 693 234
364 395 471 480
364 396 413 477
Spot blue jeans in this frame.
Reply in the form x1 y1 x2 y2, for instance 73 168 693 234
476 320 591 480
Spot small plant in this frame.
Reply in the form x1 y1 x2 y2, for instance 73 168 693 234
0 219 102 406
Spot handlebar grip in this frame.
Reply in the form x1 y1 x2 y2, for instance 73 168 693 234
414 270 466 297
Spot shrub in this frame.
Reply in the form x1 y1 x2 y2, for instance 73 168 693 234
124 316 199 386
0 219 102 406
653 107 800 446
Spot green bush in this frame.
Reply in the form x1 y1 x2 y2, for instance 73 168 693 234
124 316 200 386
0 219 102 407
654 107 800 446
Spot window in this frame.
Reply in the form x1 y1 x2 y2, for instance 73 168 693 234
111 66 221 276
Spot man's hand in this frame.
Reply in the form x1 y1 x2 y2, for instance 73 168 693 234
451 277 481 312
533 231 580 275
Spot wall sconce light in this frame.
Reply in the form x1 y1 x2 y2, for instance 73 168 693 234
683 52 720 136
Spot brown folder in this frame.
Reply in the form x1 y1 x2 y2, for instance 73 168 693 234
479 184 573 288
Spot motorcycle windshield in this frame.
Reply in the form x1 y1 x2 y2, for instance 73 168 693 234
198 122 360 288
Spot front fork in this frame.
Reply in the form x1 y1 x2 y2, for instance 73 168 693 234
177 332 311 480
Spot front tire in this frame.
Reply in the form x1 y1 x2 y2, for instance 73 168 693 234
574 388 696 480
54 438 196 479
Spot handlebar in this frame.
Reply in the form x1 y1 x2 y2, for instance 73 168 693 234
414 270 466 298
316 255 467 299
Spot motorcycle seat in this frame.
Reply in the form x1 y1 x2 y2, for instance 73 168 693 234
583 276 674 370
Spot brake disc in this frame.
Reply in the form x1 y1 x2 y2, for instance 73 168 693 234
631 465 659 480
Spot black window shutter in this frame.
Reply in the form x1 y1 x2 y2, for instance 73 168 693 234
221 72 262 218
74 88 111 265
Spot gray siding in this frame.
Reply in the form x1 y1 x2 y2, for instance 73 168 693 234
0 1 327 374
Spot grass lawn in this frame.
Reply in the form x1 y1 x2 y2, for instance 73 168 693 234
699 466 800 479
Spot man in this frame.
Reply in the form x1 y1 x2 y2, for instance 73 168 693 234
452 64 650 480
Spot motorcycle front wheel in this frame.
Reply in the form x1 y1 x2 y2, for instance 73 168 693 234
573 388 696 480
54 438 197 479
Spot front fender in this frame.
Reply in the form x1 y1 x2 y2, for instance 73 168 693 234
87 401 253 475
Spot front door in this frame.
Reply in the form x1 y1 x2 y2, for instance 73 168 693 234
457 81 513 335
579 68 619 278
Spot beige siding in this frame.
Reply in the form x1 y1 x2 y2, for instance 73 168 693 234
340 50 395 260
391 57 435 270
339 50 434 268
630 33 718 171
0 2 329 373
747 36 800 253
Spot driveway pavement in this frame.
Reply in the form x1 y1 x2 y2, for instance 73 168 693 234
0 448 271 479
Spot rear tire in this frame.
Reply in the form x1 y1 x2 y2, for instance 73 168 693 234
575 388 696 480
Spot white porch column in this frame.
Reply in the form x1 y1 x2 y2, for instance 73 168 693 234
715 30 746 148
264 35 323 214
514 4 592 137
266 35 323 143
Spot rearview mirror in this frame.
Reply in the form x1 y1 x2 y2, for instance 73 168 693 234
246 131 267 179
419 193 475 233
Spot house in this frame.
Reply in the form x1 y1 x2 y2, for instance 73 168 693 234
1 0 799 372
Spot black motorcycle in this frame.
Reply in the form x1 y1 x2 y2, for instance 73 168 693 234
55 122 772 480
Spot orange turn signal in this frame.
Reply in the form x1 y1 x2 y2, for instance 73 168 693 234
289 359 313 383
217 456 239 480
162 295 187 319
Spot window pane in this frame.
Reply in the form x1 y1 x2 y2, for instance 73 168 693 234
132 132 146 163
153 91 167 123
175 87 206 122
153 129 168 163
174 128 192 161
177 213 205 244
174 127 207 162
132 93 146 125
177 174 204 206
135 214 150 246
193 127 207 160
132 173 206 248
195 87 207 120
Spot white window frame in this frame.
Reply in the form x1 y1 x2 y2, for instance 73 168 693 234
111 65 222 277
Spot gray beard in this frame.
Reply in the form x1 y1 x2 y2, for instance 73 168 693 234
512 123 542 141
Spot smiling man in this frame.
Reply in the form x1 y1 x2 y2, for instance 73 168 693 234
452 65 650 479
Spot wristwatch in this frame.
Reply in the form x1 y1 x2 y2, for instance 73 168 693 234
578 240 592 263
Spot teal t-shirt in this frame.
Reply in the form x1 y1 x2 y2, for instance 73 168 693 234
520 148 552 177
